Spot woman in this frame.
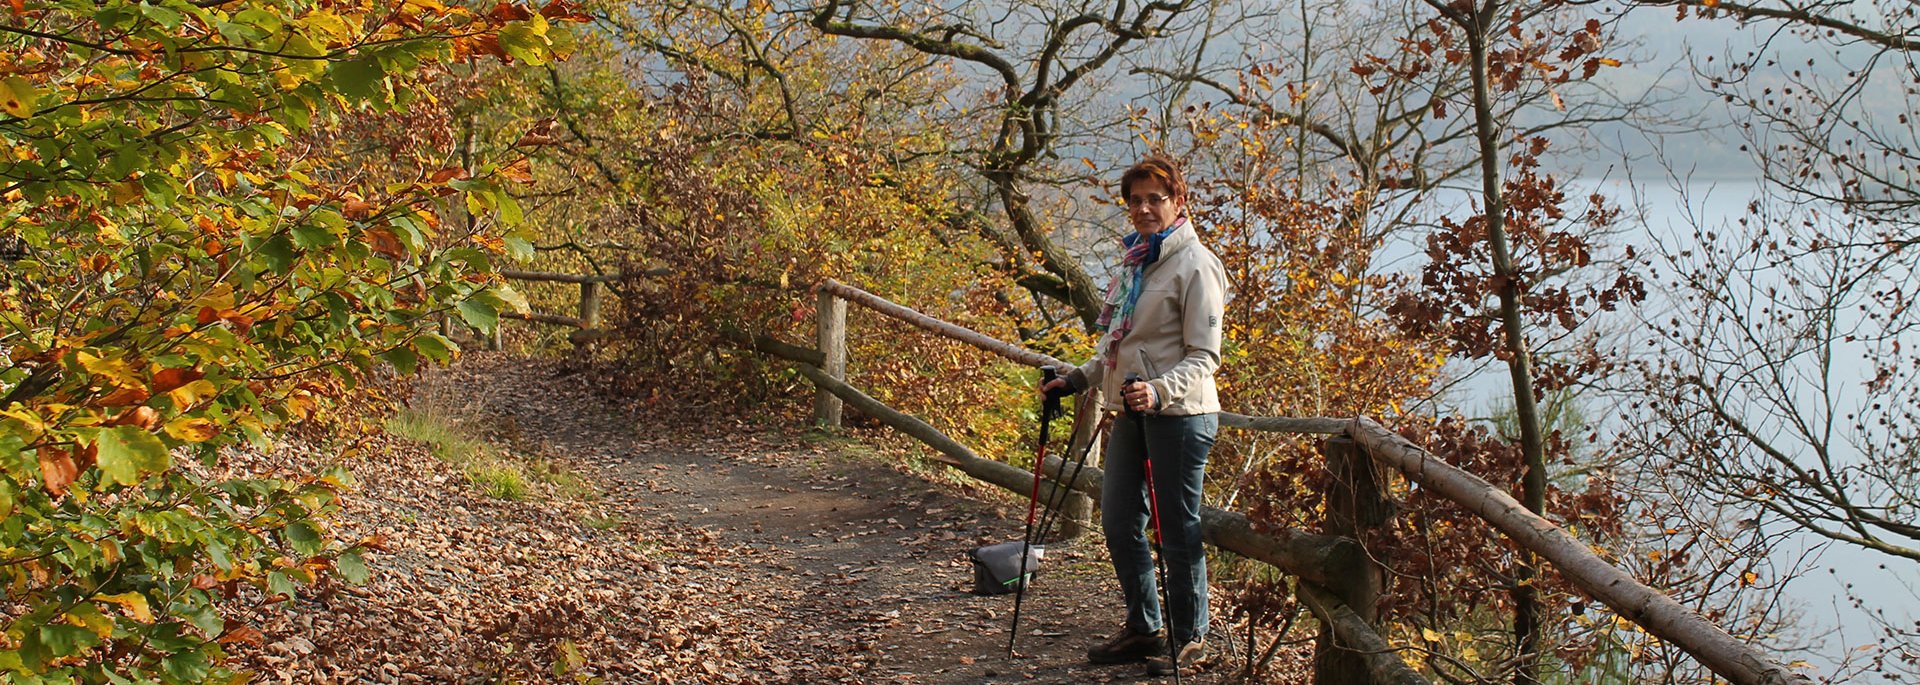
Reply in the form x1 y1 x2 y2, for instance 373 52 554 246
1041 154 1227 677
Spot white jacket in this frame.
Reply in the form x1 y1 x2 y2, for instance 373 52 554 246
1067 221 1228 415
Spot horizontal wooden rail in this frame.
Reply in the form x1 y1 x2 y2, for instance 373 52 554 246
502 311 583 327
1222 413 1347 434
817 279 1071 370
1348 418 1811 685
792 362 1076 506
499 268 665 284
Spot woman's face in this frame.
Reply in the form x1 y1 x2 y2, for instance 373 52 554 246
1126 177 1184 236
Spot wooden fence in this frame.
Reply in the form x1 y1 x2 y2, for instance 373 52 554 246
482 268 660 349
783 278 1810 685
471 269 1810 685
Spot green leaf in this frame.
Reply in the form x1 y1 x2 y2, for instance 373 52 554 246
291 222 338 249
234 8 284 33
283 521 323 557
335 550 369 584
493 283 529 316
37 624 100 659
412 333 455 363
497 23 551 66
161 646 211 681
503 236 535 262
267 570 297 601
456 294 500 332
496 192 524 227
95 425 173 486
328 56 386 102
140 2 184 29
254 234 297 272
381 346 418 376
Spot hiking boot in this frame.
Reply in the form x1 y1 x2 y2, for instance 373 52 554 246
1086 626 1166 664
1144 638 1205 677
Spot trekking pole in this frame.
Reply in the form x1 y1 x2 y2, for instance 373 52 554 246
1033 409 1110 549
1007 366 1065 655
1128 372 1182 684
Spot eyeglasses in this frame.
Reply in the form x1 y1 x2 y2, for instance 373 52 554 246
1126 193 1173 208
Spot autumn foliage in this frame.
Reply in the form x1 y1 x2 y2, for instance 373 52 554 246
0 1 580 681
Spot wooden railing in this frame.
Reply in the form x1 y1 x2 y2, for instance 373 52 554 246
770 278 1810 685
485 268 663 349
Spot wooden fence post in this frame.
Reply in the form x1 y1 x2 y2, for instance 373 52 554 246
1313 435 1394 684
579 281 603 330
813 289 848 428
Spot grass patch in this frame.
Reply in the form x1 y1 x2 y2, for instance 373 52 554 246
386 408 593 502
581 514 624 530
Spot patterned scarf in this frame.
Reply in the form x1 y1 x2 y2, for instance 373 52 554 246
1096 219 1183 367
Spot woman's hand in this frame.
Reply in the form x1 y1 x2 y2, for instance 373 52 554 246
1123 380 1157 413
1040 376 1073 398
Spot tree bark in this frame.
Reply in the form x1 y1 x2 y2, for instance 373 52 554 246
1348 417 1814 685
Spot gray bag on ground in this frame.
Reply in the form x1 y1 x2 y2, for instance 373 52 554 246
969 541 1044 595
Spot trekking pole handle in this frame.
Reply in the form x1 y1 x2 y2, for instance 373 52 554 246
1040 366 1066 418
1123 372 1144 417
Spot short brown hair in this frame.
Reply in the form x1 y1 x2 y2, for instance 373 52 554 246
1119 155 1188 202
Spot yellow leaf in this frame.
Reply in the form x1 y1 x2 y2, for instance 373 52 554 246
165 417 219 442
167 379 219 409
1420 627 1441 643
97 592 155 623
0 76 38 118
78 351 142 388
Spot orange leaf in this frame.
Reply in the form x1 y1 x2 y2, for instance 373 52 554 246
342 199 377 220
500 158 535 183
197 306 221 325
217 621 266 646
489 2 531 22
217 309 255 333
96 385 151 408
111 406 161 431
152 367 205 394
37 448 78 497
429 166 468 184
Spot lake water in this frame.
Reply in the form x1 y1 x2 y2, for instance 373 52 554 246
1458 177 1917 678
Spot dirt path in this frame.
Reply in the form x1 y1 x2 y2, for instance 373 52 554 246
229 354 1250 684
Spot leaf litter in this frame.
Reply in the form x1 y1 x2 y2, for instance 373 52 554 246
219 354 1245 684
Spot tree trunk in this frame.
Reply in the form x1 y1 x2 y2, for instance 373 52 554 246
1460 3 1548 680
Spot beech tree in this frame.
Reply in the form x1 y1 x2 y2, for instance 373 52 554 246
0 2 577 680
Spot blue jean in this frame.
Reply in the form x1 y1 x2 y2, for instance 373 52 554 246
1102 411 1217 645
